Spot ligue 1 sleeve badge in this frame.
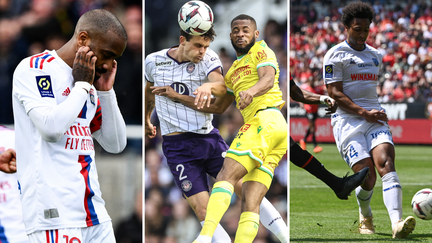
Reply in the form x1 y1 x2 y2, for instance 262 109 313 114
36 75 54 98
181 180 193 192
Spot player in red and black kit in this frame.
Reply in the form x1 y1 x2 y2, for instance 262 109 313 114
299 77 325 153
290 74 369 199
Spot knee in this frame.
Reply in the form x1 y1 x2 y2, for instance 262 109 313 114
376 161 395 177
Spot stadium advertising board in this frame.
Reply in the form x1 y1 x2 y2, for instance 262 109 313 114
290 102 432 144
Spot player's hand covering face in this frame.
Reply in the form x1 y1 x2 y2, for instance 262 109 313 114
85 31 126 90
72 46 97 85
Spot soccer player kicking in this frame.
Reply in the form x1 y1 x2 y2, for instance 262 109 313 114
12 9 127 243
290 75 370 200
323 1 415 238
145 26 288 242
184 14 287 243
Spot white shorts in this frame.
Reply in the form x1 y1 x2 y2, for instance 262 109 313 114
331 115 394 168
27 221 115 243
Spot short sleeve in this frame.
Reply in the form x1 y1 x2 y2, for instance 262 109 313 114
204 48 222 77
144 56 155 83
255 43 278 71
323 51 343 85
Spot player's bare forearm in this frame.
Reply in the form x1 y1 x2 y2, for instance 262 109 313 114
249 66 275 97
145 81 156 122
327 83 366 115
327 83 387 123
207 68 227 97
209 82 227 97
238 67 275 110
290 84 321 104
193 69 226 108
175 93 234 114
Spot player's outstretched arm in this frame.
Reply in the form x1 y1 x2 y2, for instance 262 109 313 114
290 78 336 113
193 68 227 109
0 148 17 173
238 65 275 110
152 85 235 114
327 82 387 124
290 80 320 104
145 81 157 138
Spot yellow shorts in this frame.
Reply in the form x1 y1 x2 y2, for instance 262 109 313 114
226 107 287 189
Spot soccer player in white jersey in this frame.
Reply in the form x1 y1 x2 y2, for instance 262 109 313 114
0 126 29 243
145 25 288 242
12 9 127 243
323 1 415 238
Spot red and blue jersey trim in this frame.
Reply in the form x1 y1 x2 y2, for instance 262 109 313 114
90 99 102 133
30 52 55 70
78 155 99 227
78 101 88 119
45 229 58 243
0 219 9 243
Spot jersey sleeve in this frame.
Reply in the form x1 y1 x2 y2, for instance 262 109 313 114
92 89 126 153
323 49 343 85
14 59 90 143
224 73 234 96
144 55 155 83
204 48 223 76
254 42 278 72
13 62 58 114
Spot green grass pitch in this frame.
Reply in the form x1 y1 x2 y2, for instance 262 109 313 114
290 143 432 242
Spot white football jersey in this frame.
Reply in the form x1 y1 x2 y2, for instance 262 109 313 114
145 46 222 135
323 41 383 118
0 126 29 243
12 50 110 234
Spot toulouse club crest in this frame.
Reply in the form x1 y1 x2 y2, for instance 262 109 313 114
181 180 192 192
186 63 195 73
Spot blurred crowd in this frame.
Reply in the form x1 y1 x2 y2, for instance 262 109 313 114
144 1 288 242
0 0 142 242
290 0 432 104
0 0 143 125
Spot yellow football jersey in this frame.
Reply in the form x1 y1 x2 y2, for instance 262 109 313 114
225 40 285 122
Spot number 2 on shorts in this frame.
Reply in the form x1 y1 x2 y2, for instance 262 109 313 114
176 164 188 180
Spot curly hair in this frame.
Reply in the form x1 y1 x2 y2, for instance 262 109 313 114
180 26 217 42
341 1 374 27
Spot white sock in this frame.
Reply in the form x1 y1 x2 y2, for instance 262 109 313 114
200 221 231 243
382 171 403 228
356 186 373 217
259 197 288 243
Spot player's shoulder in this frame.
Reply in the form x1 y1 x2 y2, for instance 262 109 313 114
324 41 350 60
202 47 220 62
15 50 57 74
327 41 348 54
251 40 275 54
145 48 169 61
365 44 382 57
